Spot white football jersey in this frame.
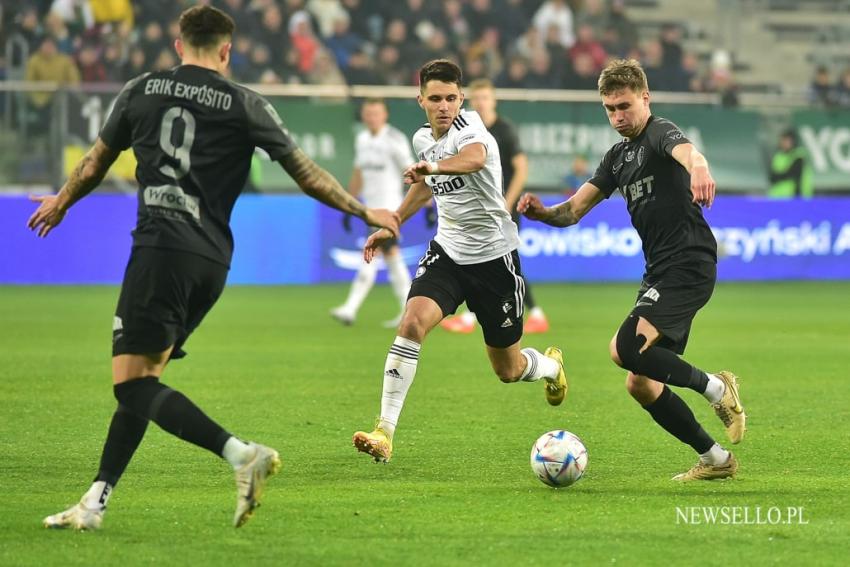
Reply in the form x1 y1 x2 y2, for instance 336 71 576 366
354 124 414 210
412 110 519 265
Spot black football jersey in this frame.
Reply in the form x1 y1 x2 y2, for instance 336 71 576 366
100 64 297 266
486 116 522 194
589 115 717 273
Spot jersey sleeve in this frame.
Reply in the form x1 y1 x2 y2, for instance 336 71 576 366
99 76 143 151
647 117 691 157
244 92 298 160
588 149 618 198
452 118 490 154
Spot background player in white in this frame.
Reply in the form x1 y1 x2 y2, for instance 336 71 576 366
352 60 567 463
331 98 415 327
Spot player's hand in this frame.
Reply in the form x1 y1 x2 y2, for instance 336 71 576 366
517 193 549 221
342 213 353 232
363 228 394 263
364 208 400 239
403 160 434 185
26 194 67 238
690 165 715 208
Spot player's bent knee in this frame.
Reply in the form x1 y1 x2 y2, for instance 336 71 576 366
609 336 623 367
614 315 644 372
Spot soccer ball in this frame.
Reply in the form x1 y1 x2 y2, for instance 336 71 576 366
530 430 588 488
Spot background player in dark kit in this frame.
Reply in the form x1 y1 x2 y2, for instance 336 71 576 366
519 58 747 482
28 5 399 530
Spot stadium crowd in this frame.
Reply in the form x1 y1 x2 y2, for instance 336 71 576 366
2 0 742 97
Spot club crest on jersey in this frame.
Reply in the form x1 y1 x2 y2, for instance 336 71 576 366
637 146 645 166
415 266 426 278
625 149 635 162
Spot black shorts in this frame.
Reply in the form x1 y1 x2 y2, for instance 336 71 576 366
409 240 525 348
631 261 716 354
113 247 228 360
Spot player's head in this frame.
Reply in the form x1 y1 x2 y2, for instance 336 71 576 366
175 5 235 71
597 58 651 139
360 98 388 134
417 59 464 136
468 79 497 117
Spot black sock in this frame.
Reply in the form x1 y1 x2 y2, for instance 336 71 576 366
635 345 709 393
114 377 231 457
524 285 536 310
643 386 715 454
95 405 148 486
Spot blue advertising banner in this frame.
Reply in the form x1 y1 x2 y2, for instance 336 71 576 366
2 195 848 284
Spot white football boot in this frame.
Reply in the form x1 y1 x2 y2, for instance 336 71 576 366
44 502 104 530
233 443 281 527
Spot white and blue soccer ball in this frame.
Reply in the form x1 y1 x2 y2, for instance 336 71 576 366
530 430 588 488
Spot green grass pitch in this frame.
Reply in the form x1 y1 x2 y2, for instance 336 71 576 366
1 282 847 565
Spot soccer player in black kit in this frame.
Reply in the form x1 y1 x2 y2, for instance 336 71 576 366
519 59 747 481
441 79 550 334
28 6 398 529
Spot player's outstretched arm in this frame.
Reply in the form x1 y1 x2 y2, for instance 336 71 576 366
363 181 431 263
279 149 399 236
27 138 120 238
403 143 487 184
671 143 716 208
518 182 605 228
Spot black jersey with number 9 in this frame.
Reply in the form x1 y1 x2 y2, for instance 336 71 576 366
100 65 297 267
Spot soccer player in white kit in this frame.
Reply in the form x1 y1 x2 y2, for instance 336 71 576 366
331 99 415 327
352 60 568 463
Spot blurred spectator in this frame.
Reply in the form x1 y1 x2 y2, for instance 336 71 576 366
141 21 168 64
307 0 348 38
659 23 683 75
465 0 499 43
466 27 503 79
44 11 74 55
525 49 558 89
289 10 321 75
49 0 95 34
340 0 376 43
495 56 529 89
809 65 836 107
257 5 289 69
641 39 667 90
533 0 575 49
246 44 274 83
381 19 419 80
229 35 254 79
607 0 637 52
25 36 80 127
12 6 44 54
123 46 147 80
835 68 850 107
324 13 363 71
375 45 407 85
493 0 530 52
564 154 590 194
707 49 739 107
600 25 630 59
151 47 177 72
308 49 347 85
463 56 489 84
768 129 813 199
77 42 106 82
514 26 544 61
342 49 381 84
102 40 124 82
569 23 607 72
443 0 471 53
577 0 608 30
563 51 598 90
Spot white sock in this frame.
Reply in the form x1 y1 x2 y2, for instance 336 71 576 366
460 310 476 324
529 306 545 318
386 254 411 309
341 261 377 314
222 436 255 469
699 443 730 465
82 480 112 510
519 348 561 382
379 336 421 438
702 373 725 404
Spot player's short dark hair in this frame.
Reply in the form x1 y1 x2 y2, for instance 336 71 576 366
598 58 649 96
179 5 235 50
419 59 462 91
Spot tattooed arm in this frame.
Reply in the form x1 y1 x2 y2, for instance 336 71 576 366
279 149 399 236
27 138 121 237
517 182 606 228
